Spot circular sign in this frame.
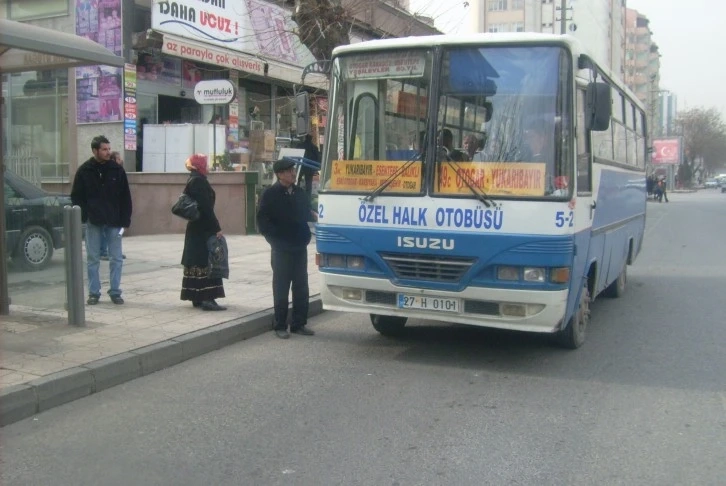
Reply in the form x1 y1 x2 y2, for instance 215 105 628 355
193 79 236 105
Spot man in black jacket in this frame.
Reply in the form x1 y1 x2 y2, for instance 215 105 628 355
257 158 317 339
71 135 133 305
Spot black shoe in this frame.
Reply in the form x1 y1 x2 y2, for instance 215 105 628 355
87 295 99 305
291 326 315 336
110 296 124 305
192 301 203 308
201 300 226 311
274 329 290 339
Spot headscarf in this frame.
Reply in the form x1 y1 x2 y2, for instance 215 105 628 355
185 153 208 176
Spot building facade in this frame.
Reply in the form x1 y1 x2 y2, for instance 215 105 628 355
658 91 677 138
1 0 438 187
623 8 661 136
469 0 626 78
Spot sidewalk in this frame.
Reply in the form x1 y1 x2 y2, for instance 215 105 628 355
1 234 322 426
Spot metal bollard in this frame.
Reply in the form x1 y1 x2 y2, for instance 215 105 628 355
63 205 86 326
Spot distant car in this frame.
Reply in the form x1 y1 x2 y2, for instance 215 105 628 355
704 178 719 189
4 170 71 271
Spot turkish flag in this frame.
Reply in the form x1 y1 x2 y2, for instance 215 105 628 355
652 139 680 164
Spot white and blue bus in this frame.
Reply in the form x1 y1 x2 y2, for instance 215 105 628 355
310 34 647 348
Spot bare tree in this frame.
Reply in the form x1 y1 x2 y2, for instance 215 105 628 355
293 0 351 62
293 0 440 62
675 107 726 180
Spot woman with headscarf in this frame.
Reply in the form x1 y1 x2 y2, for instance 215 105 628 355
180 154 226 311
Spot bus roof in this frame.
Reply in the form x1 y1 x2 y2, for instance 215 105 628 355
332 33 641 112
332 33 583 56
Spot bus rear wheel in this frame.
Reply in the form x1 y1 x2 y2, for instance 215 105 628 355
370 314 408 336
554 284 590 349
603 264 627 298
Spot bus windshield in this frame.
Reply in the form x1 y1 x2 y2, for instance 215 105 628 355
321 45 572 199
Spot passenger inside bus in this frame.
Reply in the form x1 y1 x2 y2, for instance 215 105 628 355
464 134 484 160
438 128 469 162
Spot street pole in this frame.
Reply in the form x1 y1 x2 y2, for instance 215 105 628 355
560 0 567 34
0 93 9 315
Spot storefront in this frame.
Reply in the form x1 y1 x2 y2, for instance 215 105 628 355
132 0 328 174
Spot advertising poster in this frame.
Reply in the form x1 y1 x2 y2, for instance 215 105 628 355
124 64 138 150
75 0 123 123
227 70 240 150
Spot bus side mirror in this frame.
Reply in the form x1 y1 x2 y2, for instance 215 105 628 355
586 82 611 132
295 91 310 137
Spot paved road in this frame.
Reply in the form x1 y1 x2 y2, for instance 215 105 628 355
2 192 725 485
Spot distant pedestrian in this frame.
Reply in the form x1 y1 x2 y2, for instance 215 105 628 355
71 135 132 305
257 158 318 339
657 178 669 203
180 154 227 311
100 151 127 261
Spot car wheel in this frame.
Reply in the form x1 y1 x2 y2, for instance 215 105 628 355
553 284 590 349
370 314 408 336
15 225 54 271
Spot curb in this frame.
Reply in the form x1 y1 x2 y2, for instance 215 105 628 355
0 296 324 427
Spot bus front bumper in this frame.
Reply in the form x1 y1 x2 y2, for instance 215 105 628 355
321 273 569 334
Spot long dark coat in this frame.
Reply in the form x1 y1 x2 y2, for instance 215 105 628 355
181 171 221 268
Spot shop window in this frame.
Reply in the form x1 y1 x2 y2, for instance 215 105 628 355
242 80 273 133
8 0 69 20
4 69 70 182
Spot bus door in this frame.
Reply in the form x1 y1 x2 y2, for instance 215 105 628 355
348 81 380 160
566 86 602 288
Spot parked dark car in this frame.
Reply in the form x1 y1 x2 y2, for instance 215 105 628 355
4 170 70 271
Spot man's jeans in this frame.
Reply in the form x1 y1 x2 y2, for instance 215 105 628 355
85 223 123 298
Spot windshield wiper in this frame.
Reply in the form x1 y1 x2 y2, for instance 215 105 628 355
361 153 422 202
439 151 498 208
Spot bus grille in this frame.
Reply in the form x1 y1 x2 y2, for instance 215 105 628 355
379 253 474 282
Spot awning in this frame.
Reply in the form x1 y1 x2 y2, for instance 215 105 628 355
0 17 124 73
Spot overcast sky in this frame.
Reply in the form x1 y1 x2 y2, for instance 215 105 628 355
409 0 726 118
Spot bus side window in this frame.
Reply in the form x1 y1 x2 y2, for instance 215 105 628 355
576 88 592 193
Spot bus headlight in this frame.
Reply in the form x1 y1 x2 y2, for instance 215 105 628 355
523 267 546 282
347 256 365 269
497 266 519 280
327 254 346 268
320 254 365 270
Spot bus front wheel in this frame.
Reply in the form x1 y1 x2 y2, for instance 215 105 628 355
554 285 590 349
370 314 408 336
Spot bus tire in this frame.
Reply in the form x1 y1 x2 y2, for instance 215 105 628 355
370 314 407 336
603 264 627 298
554 285 590 349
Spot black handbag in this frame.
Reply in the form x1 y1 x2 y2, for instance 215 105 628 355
171 193 200 221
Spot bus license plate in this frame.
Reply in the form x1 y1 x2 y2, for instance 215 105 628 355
397 294 460 313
